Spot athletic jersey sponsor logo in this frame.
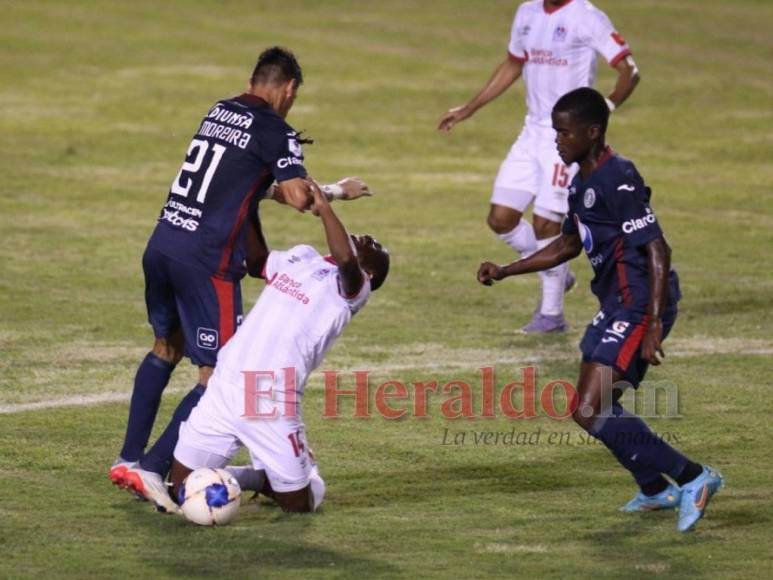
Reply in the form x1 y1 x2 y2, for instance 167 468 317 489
277 156 304 169
622 208 657 234
197 327 219 350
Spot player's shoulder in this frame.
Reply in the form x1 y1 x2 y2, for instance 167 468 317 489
574 0 609 17
606 153 642 181
515 0 543 19
570 0 615 29
598 153 648 199
284 244 322 262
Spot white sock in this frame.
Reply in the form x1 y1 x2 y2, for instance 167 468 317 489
225 465 266 492
536 235 568 316
497 220 537 257
309 465 326 511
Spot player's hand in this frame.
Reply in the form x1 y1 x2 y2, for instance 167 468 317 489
477 262 504 286
337 177 371 200
641 319 665 365
307 179 329 217
438 105 473 132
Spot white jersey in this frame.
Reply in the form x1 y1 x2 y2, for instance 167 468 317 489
508 0 631 127
213 244 370 404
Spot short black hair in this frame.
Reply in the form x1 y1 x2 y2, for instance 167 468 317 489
250 46 303 87
553 87 609 133
369 249 390 292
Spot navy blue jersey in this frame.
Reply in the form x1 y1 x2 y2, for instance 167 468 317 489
562 148 680 311
147 94 307 281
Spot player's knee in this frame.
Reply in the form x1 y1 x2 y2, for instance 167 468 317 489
487 207 521 234
532 212 562 239
152 335 184 365
571 400 598 431
276 487 314 513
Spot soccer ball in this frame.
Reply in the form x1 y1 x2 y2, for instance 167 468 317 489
178 468 241 526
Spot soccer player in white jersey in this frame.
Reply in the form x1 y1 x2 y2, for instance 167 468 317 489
133 182 389 514
439 0 639 333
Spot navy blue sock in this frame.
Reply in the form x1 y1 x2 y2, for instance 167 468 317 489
140 384 206 476
119 353 176 462
589 402 690 488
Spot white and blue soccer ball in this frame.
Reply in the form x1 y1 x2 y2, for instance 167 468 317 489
178 468 241 526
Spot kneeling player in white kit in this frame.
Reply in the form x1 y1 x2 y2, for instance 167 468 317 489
164 183 389 513
439 0 639 333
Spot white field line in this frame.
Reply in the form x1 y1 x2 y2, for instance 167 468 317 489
1 344 772 415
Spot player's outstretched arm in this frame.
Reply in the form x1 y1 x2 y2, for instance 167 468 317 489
269 177 371 205
438 58 523 132
320 177 372 201
478 233 582 286
606 56 640 111
310 181 364 296
641 236 671 365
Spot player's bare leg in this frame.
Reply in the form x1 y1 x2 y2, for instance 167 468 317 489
151 330 185 365
111 328 185 488
487 203 525 236
197 365 213 387
273 485 315 513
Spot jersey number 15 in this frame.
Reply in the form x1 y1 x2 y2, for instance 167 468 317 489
170 138 226 203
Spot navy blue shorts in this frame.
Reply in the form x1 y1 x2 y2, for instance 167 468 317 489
143 247 243 367
579 302 678 388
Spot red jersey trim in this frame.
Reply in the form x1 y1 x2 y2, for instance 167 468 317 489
614 237 633 307
543 0 574 14
215 171 270 279
616 315 650 371
508 50 528 63
210 276 237 347
609 49 632 68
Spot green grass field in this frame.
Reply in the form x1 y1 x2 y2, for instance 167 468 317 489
2 0 773 577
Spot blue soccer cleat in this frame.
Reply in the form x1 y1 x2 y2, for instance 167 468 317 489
677 466 724 532
620 484 681 513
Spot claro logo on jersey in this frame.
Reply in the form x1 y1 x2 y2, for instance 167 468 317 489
622 208 657 234
277 156 304 169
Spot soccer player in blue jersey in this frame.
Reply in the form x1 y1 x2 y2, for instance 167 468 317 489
477 87 723 532
110 47 370 494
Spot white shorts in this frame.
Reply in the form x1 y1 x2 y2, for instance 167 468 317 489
174 376 313 493
490 123 577 217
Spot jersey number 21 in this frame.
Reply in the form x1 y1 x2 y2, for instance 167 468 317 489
170 138 226 203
